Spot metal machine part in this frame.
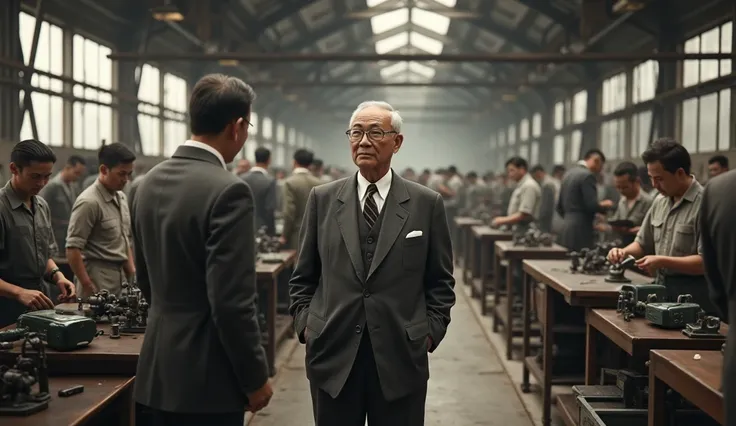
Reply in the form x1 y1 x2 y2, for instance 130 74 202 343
0 331 51 416
80 279 149 333
682 312 724 338
16 311 97 351
256 226 284 263
512 227 554 247
605 256 636 283
616 283 667 321
645 294 702 329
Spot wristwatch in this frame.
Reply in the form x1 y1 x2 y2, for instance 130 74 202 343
46 267 61 283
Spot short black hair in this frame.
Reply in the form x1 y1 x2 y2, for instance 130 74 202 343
466 171 478 179
98 142 136 169
189 73 256 136
254 147 271 164
583 149 606 162
11 139 56 169
293 149 314 167
448 165 458 174
505 156 528 170
530 164 545 174
552 165 566 175
422 168 431 174
67 155 86 166
708 154 728 169
312 158 324 168
613 161 638 181
641 137 691 175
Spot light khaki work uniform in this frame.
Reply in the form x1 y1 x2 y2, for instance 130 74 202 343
66 179 131 298
506 173 542 232
634 177 714 312
610 190 654 246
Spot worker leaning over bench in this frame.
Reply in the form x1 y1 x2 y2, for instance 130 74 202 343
0 140 76 328
607 138 714 313
66 143 136 299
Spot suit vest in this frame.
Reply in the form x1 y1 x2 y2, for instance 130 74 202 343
357 197 386 281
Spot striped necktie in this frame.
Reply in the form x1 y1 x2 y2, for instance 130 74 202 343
363 184 379 229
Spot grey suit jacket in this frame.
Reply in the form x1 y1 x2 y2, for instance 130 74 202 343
131 146 268 413
242 169 277 235
282 172 323 248
289 172 456 401
556 165 605 251
39 174 77 250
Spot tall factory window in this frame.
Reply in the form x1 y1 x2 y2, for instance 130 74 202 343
569 131 582 162
19 12 65 146
297 132 305 147
553 102 564 130
553 135 565 165
250 112 259 135
601 119 626 160
244 140 256 162
631 111 655 157
632 60 658 104
519 118 529 142
288 128 296 146
276 123 286 143
602 73 627 115
498 129 506 147
508 124 516 146
530 142 539 165
275 145 285 167
683 21 732 88
572 91 587 124
680 89 731 153
163 73 187 156
532 113 541 138
262 117 273 141
137 64 161 156
71 34 113 150
518 144 529 161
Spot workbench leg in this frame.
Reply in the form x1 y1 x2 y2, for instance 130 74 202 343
480 242 489 316
466 232 474 290
648 364 667 426
584 317 598 385
505 259 515 360
267 277 277 376
542 286 555 426
521 270 531 393
459 228 466 277
492 254 501 333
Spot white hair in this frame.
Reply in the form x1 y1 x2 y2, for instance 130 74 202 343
349 101 403 133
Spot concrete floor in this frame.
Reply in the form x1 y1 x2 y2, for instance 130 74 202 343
247 271 534 426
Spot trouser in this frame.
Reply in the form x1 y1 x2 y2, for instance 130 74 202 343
135 403 245 426
310 332 427 426
659 274 717 315
75 259 127 299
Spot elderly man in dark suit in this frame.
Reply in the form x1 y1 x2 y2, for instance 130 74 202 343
556 149 614 250
131 74 272 426
289 101 456 426
242 146 277 235
700 169 736 426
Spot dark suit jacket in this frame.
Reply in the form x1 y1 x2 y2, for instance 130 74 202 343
242 169 277 235
289 172 456 401
556 164 604 250
131 146 268 413
700 170 736 426
282 171 323 248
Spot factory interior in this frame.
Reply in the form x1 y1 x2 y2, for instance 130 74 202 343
0 0 734 425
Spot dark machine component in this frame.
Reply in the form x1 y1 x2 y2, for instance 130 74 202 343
682 312 724 338
616 369 648 409
109 322 121 339
58 385 84 398
256 226 283 263
723 343 726 354
0 332 51 416
605 256 636 283
512 228 554 247
117 280 149 334
569 240 622 275
85 290 123 322
16 311 97 351
616 283 667 321
645 294 702 329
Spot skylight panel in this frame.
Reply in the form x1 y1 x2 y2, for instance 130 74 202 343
370 8 410 34
408 61 436 79
412 8 451 35
409 32 443 54
380 61 409 79
433 0 457 6
375 32 409 54
366 0 391 7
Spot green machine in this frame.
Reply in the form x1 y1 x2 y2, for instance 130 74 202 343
645 294 702 329
14 310 98 351
616 283 667 321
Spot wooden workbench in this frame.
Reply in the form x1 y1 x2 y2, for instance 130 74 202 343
493 241 568 360
521 259 652 426
452 216 483 271
0 324 143 375
469 225 512 315
649 349 724 426
256 249 297 376
0 376 134 426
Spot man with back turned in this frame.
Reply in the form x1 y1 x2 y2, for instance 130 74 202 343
289 101 456 426
131 74 272 426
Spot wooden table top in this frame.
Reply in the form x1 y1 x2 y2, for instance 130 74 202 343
471 225 512 240
522 259 651 305
494 241 569 259
587 308 728 356
256 249 296 278
453 217 483 227
649 349 723 424
0 376 134 426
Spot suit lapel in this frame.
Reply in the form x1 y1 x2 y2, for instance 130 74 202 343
367 173 410 281
335 175 364 282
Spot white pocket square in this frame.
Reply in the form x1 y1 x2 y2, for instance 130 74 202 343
406 230 423 239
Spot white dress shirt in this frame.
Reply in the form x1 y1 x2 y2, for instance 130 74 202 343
183 140 226 169
250 166 268 174
357 170 392 214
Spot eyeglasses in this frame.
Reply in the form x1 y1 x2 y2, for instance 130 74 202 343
345 128 397 142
